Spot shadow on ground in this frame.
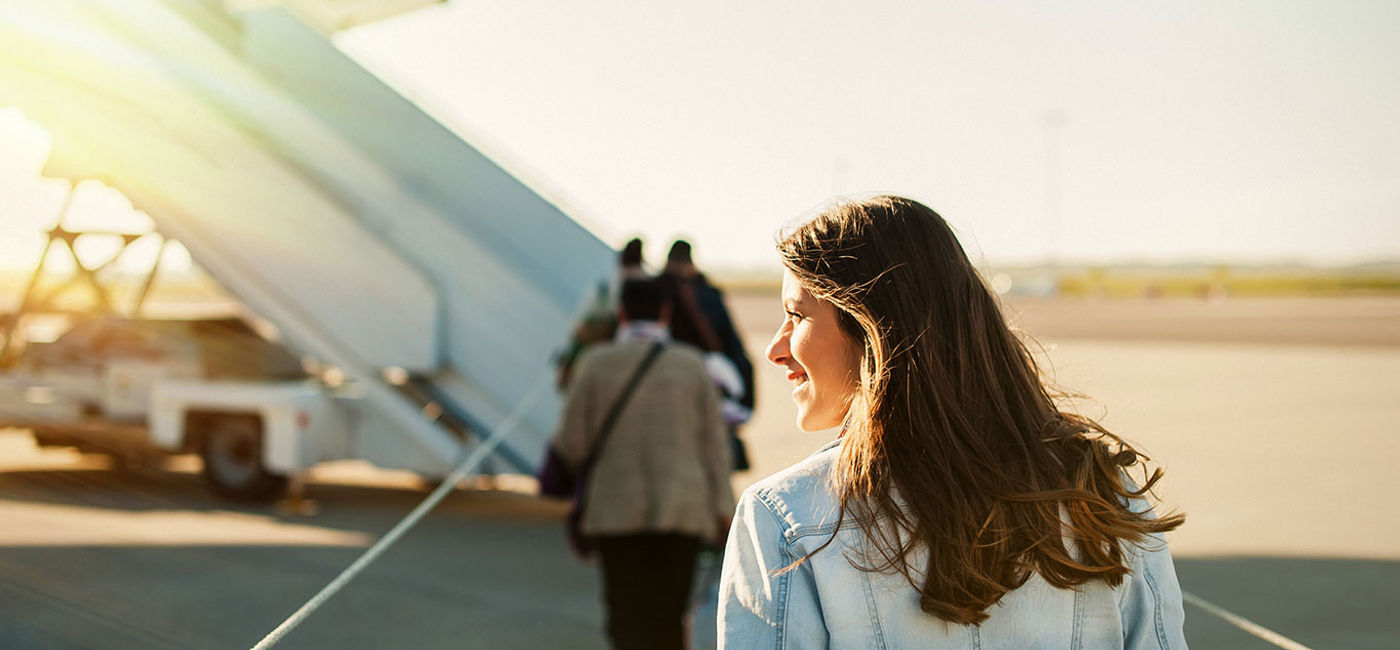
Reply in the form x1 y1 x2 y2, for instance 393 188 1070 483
0 463 605 650
1175 555 1399 650
2 463 1397 649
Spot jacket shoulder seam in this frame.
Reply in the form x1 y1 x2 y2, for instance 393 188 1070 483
1143 558 1168 648
751 487 800 548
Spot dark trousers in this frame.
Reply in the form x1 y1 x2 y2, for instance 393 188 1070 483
597 532 702 650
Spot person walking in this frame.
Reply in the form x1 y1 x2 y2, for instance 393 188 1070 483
718 196 1186 648
552 278 734 650
556 237 650 389
660 240 756 470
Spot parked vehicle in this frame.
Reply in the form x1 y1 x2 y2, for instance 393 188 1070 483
0 314 323 499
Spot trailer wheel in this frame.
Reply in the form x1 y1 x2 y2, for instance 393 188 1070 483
199 415 287 501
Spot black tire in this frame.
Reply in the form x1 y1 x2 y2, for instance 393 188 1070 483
199 414 287 502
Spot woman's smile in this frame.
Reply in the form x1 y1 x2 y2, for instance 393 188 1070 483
765 269 860 431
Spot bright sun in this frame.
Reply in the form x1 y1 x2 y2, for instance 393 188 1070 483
0 107 192 276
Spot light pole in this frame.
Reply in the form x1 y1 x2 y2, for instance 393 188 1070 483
1041 109 1068 293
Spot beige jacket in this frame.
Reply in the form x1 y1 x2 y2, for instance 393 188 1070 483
553 340 734 540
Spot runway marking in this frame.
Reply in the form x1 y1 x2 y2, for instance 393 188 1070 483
249 374 553 650
1182 590 1315 650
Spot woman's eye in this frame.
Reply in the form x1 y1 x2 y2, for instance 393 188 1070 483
785 310 804 321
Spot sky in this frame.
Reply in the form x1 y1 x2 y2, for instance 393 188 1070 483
2 0 1398 273
0 107 187 276
334 0 1400 269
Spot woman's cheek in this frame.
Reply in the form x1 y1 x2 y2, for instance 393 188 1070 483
790 328 809 364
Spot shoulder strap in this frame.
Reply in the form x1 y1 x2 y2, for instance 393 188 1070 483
678 280 723 352
580 342 665 475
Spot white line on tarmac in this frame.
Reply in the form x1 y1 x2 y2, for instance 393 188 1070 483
1182 590 1315 650
249 375 554 650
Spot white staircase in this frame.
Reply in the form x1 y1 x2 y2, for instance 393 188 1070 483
0 0 614 474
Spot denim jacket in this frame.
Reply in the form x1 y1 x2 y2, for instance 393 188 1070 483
718 439 1187 649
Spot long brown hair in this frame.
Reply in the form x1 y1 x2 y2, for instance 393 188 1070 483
778 195 1184 626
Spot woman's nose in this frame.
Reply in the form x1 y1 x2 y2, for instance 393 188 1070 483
766 326 790 367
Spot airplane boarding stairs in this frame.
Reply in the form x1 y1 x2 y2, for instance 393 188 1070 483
0 0 615 477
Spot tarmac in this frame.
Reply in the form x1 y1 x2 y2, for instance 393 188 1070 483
0 294 1396 649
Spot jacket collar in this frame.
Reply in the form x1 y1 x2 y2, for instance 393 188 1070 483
615 320 671 344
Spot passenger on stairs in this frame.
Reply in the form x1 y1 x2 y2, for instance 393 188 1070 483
556 238 650 389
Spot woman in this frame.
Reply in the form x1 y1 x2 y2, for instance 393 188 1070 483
718 196 1186 648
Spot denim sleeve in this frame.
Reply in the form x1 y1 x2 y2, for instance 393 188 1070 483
1120 532 1188 649
718 488 828 649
